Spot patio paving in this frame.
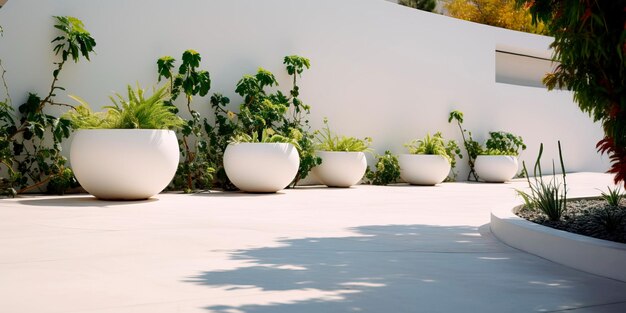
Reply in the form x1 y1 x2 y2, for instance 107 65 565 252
1 172 625 313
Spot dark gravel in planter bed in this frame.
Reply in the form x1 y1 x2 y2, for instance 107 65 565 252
516 199 626 244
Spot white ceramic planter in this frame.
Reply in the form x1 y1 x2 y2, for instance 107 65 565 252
312 151 367 187
70 129 179 200
399 154 451 185
223 143 300 193
474 155 519 183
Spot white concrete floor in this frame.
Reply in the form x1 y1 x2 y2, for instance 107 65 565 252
1 173 625 313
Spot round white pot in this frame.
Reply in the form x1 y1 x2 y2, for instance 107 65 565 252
224 143 300 193
70 129 179 200
474 155 519 183
312 151 367 187
399 154 451 185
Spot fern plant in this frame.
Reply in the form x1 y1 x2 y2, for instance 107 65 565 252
229 128 300 148
65 85 184 130
404 132 462 169
315 118 372 152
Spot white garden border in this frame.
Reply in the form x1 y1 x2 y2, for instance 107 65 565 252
491 201 626 282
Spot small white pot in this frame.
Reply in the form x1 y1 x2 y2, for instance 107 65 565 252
70 129 179 200
474 155 519 183
224 143 300 193
312 151 367 187
399 154 451 185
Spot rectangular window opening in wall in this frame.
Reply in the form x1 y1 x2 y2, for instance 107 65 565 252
495 50 558 89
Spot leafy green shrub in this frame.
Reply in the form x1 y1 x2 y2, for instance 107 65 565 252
206 56 321 189
157 50 214 192
64 85 183 130
315 118 371 152
46 167 79 195
449 110 525 180
484 131 526 156
516 142 567 221
366 151 401 185
0 16 95 195
519 1 626 186
600 186 624 207
404 132 462 169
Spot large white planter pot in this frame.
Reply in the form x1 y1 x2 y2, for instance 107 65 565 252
474 155 519 183
70 129 179 200
224 143 300 193
312 151 367 187
399 154 451 185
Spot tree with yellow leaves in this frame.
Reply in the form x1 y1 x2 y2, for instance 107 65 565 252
445 0 546 35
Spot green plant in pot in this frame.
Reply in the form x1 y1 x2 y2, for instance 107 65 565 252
449 110 526 183
64 84 183 200
223 128 301 193
206 56 320 190
475 131 526 183
400 132 462 185
312 118 372 188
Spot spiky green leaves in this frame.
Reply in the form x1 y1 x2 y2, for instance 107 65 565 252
315 118 372 152
66 85 183 130
404 132 462 168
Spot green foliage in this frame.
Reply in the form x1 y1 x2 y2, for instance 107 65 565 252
366 151 401 186
0 16 95 196
600 186 624 207
65 85 183 130
46 167 79 195
229 128 299 147
516 142 567 222
157 50 214 192
448 110 480 181
404 132 462 169
52 16 96 63
206 55 321 189
519 1 626 185
399 0 437 12
449 110 525 180
484 131 526 156
315 118 372 152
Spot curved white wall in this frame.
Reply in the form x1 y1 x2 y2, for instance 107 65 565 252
0 0 608 179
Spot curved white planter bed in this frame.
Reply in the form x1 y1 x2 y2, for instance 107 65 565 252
398 154 451 186
70 129 179 200
312 151 367 187
491 203 626 282
475 155 518 183
224 143 300 193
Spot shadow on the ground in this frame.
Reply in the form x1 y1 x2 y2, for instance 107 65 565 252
185 224 626 313
17 196 158 207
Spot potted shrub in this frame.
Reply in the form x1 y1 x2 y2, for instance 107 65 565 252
311 118 372 187
474 131 526 183
449 110 526 183
400 132 461 185
64 85 183 200
223 129 300 193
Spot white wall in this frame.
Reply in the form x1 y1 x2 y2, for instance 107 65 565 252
0 0 608 179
